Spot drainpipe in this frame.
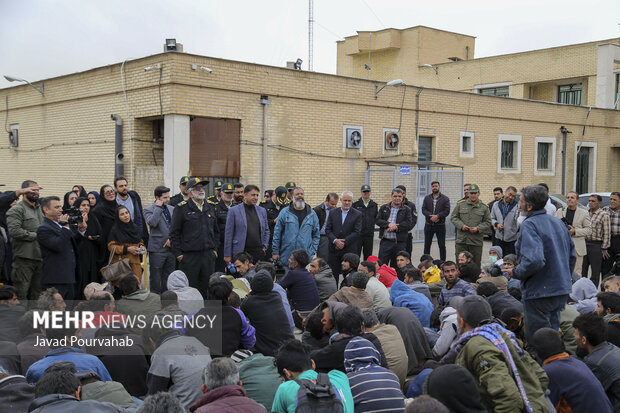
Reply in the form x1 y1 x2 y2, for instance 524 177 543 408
111 114 124 177
560 125 571 194
260 96 271 192
415 87 424 147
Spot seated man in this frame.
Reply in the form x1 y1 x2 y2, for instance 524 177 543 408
114 274 161 329
17 310 49 375
337 253 361 288
532 328 612 413
454 295 549 413
344 337 405 412
232 251 257 282
569 277 598 315
395 251 414 281
309 257 337 302
328 272 374 309
166 270 204 315
278 249 320 324
271 339 353 413
358 261 392 310
143 311 212 410
190 357 267 413
389 279 433 328
431 305 458 360
231 349 282 411
476 263 507 291
367 256 397 288
402 267 432 301
596 292 620 348
37 287 67 311
488 245 504 267
437 261 476 306
254 261 294 333
361 308 408 389
0 367 34 412
0 285 26 343
573 312 620 410
603 275 620 292
476 281 523 318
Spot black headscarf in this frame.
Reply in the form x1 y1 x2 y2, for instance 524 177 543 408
63 191 77 210
107 206 142 244
93 185 118 221
424 364 487 413
72 185 88 198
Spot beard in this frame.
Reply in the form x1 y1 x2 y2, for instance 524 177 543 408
193 193 206 200
25 193 39 203
234 195 243 203
294 199 305 209
432 189 439 194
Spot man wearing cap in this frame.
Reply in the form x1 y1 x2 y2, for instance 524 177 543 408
450 184 492 267
169 178 219 296
259 186 287 259
453 295 549 413
284 182 296 203
224 184 270 264
353 185 378 260
170 176 190 207
313 193 339 260
214 183 235 272
206 180 224 205
421 181 451 262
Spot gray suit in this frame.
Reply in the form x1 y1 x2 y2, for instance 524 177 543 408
144 202 175 293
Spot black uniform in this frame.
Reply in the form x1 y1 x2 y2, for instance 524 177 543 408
402 197 418 257
352 198 378 259
169 199 219 296
169 193 186 207
214 200 233 272
259 199 281 259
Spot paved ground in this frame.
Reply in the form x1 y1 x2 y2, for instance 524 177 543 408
371 236 494 263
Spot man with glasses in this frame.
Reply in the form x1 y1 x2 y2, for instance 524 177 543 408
169 178 219 297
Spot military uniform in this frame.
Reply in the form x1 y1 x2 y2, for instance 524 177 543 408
259 198 284 258
169 183 219 297
450 186 492 267
169 176 191 207
207 180 224 206
214 200 233 271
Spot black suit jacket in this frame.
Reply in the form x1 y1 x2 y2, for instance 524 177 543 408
36 218 82 285
325 207 362 253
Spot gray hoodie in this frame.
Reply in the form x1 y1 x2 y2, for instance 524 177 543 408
432 306 458 359
491 196 520 242
313 265 337 302
166 270 204 315
569 277 598 314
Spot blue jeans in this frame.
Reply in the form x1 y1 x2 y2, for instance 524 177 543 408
523 294 568 345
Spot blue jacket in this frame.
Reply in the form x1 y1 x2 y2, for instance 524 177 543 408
272 205 320 265
223 203 270 258
389 280 433 328
514 209 575 300
26 347 112 384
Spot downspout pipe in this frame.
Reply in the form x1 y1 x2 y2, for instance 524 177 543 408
260 96 271 192
111 114 124 177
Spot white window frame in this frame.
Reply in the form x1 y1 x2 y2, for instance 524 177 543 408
474 81 512 97
459 131 474 158
497 134 522 174
342 125 363 153
534 136 556 176
573 141 597 193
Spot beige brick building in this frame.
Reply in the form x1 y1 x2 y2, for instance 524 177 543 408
1 43 618 209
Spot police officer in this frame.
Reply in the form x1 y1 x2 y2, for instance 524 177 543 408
259 185 287 259
214 183 234 272
352 185 378 260
169 176 190 207
169 178 219 297
285 181 296 203
207 180 224 205
450 183 492 267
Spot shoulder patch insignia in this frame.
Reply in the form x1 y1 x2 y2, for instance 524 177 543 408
457 199 467 204
479 359 491 373
480 201 488 207
178 201 187 206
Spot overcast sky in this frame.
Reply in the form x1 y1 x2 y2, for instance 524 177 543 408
1 0 619 89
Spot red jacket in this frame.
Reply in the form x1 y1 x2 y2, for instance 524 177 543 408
190 385 267 413
377 265 397 288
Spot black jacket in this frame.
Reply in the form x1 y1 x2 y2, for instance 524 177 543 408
36 218 82 285
0 304 25 343
403 198 418 229
0 191 19 231
169 200 219 257
421 193 451 225
259 200 280 231
309 332 388 373
169 192 185 207
376 203 414 242
313 203 329 231
28 394 129 413
325 208 362 253
214 201 232 243
352 198 378 236
0 374 34 413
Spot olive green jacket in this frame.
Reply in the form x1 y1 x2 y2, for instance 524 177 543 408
450 199 492 246
6 200 43 260
456 330 549 413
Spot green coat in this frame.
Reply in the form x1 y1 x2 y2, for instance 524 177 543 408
456 330 549 413
237 353 282 410
6 200 43 260
450 199 492 246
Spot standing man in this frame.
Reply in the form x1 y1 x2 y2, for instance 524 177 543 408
259 186 287 259
490 186 519 256
376 188 414 267
450 184 492 267
37 196 87 300
488 187 503 246
353 185 378 260
6 180 43 301
169 178 219 297
325 191 362 281
313 193 339 260
272 187 320 268
504 185 575 345
214 183 235 272
232 183 245 205
206 180 223 205
114 177 149 246
556 191 592 276
461 183 471 202
602 192 620 276
583 194 611 287
395 185 418 258
224 184 270 264
169 176 190 207
143 185 175 294
421 181 450 261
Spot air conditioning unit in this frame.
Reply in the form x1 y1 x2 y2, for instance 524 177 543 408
346 128 363 149
8 130 18 147
384 130 399 150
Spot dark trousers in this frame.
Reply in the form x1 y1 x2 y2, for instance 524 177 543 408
455 243 482 268
214 244 225 273
11 257 42 301
246 248 265 264
179 250 216 298
523 294 567 346
583 241 603 287
423 224 446 261
406 234 413 257
149 251 176 294
602 235 620 275
317 235 330 260
378 239 406 268
357 236 374 260
497 239 516 256
328 250 346 282
44 283 75 302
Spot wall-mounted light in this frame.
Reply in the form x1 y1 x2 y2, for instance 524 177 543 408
374 78 404 99
144 63 162 72
191 64 213 73
423 64 439 75
3 75 44 96
294 58 303 70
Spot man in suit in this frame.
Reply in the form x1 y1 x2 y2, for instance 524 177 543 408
143 185 175 293
556 191 592 276
36 196 87 300
326 191 362 281
224 184 270 264
314 193 339 260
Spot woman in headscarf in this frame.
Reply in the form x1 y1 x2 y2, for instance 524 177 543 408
107 205 145 279
63 191 78 210
72 185 88 198
74 196 103 297
93 184 118 243
88 191 100 208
